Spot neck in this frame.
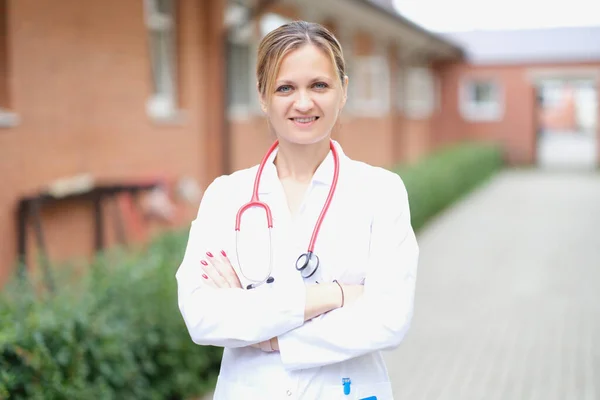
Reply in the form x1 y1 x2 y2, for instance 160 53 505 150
274 139 331 183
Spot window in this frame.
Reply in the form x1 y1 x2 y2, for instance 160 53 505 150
144 0 178 121
259 13 292 38
0 0 7 109
0 0 17 128
538 80 566 109
349 56 390 116
404 67 436 119
459 78 503 121
227 40 258 117
226 12 291 118
396 67 406 111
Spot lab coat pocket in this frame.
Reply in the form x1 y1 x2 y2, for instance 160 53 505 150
212 375 266 399
321 381 394 400
355 381 395 400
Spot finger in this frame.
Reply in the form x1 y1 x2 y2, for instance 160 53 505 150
205 252 235 288
218 250 243 288
201 258 230 288
200 270 217 288
206 251 240 289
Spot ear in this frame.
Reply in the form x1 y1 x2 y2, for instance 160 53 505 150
340 75 349 109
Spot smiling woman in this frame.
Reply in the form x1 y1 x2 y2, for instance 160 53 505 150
175 21 419 400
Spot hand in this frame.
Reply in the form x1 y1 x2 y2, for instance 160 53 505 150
200 250 242 289
250 337 279 352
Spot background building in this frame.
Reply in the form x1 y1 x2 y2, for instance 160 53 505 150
0 0 598 285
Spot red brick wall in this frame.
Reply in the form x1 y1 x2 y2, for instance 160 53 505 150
435 63 538 164
435 61 600 165
0 0 224 285
0 0 8 108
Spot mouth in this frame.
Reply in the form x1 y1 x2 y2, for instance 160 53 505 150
289 116 319 127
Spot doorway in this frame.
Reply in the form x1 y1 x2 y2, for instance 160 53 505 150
535 78 598 170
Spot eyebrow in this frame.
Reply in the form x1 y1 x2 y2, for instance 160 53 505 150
276 76 334 85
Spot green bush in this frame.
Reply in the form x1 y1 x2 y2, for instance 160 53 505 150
0 231 222 400
0 141 502 399
394 140 504 231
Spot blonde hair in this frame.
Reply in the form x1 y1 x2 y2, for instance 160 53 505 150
256 21 346 103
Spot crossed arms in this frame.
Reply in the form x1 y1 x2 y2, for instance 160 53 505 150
175 173 419 371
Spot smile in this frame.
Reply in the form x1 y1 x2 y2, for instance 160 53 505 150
290 116 319 127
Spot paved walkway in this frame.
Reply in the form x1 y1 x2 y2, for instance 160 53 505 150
537 130 598 170
384 169 600 400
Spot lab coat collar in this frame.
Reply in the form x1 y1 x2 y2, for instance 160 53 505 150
258 140 346 194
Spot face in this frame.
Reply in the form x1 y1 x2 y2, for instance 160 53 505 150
260 44 348 146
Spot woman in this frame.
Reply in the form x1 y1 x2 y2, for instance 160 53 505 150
176 20 419 400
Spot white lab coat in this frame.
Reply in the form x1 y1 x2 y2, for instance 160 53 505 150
175 141 419 400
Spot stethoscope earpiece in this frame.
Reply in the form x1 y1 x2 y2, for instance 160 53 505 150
247 276 275 290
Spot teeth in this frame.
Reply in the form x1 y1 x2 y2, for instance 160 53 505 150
294 117 316 123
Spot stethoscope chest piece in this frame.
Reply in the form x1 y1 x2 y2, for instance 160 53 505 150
296 251 320 278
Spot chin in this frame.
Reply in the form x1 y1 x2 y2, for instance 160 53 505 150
279 132 330 146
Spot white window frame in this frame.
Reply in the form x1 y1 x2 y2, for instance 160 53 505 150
404 66 436 120
259 12 292 39
144 0 181 123
349 55 390 117
396 67 405 112
459 77 504 122
227 35 261 119
0 108 19 128
226 12 293 120
0 1 18 128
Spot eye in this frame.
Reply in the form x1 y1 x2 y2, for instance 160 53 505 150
276 85 293 93
313 82 328 89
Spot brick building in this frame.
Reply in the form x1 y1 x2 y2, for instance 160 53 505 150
0 0 462 285
0 1 598 285
441 27 600 168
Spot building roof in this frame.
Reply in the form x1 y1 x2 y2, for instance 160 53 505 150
441 26 600 64
357 0 464 58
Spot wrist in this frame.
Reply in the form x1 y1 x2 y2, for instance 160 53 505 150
333 280 344 308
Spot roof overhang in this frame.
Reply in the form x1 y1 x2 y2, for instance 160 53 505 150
227 0 464 62
350 0 465 61
301 0 464 61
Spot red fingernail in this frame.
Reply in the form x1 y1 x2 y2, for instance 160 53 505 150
202 274 208 279
206 252 213 257
201 260 208 266
221 250 227 257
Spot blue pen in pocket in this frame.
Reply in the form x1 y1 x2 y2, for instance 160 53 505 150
342 378 352 396
341 378 377 399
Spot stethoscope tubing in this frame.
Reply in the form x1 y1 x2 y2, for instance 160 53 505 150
235 139 339 289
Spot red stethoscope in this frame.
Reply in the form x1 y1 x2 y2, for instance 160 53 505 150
235 139 340 289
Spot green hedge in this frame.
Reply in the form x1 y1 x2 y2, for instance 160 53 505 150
0 141 502 399
0 233 222 400
394 141 503 232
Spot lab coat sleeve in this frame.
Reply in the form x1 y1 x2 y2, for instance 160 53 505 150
277 172 419 370
175 176 306 348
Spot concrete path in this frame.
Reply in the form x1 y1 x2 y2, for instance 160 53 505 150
537 130 598 170
384 169 600 400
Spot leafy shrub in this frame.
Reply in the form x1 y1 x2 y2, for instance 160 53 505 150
394 141 503 231
0 232 221 400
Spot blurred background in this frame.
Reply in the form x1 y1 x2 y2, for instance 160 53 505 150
0 0 599 399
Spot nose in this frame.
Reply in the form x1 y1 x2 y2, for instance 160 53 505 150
293 90 314 112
